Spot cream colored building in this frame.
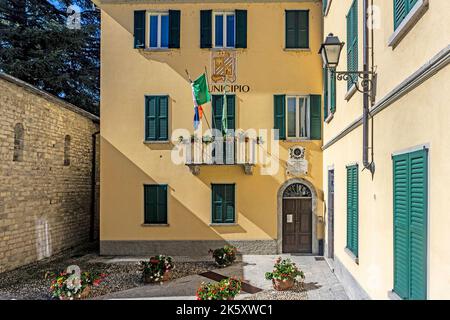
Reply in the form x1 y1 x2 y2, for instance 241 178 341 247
97 1 326 256
322 0 450 299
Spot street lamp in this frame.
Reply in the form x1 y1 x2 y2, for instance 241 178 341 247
319 33 376 100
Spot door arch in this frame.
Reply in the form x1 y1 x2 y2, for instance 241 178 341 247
277 178 318 254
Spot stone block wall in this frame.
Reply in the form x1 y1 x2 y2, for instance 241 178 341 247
0 74 100 273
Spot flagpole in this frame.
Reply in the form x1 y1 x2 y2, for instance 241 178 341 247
204 66 217 130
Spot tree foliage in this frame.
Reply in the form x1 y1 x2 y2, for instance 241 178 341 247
0 0 100 115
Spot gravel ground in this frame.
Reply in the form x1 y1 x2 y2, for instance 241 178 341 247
0 249 215 300
240 282 307 300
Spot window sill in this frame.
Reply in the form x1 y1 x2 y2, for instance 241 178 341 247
285 138 312 143
142 224 170 227
143 48 177 52
388 290 402 300
325 113 334 124
345 84 357 101
388 0 429 49
144 140 171 145
344 247 359 265
210 223 238 227
284 48 310 52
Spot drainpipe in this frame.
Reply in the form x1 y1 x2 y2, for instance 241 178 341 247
363 0 375 176
90 131 100 242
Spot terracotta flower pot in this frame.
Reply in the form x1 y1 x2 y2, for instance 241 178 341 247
143 270 172 284
59 286 90 300
272 278 295 291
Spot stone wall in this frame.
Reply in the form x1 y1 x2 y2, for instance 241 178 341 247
0 74 100 273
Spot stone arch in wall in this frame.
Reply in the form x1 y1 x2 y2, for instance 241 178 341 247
277 178 319 254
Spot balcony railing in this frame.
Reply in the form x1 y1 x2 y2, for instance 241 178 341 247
181 136 258 175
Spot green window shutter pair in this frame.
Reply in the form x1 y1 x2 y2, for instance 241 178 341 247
346 0 358 90
346 165 359 257
212 184 235 224
212 95 236 132
133 10 181 49
201 10 247 48
323 68 329 121
394 0 418 30
273 95 321 140
145 96 169 141
393 149 427 300
285 10 309 49
144 185 168 224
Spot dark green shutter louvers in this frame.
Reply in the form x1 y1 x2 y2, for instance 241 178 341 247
145 96 169 141
144 185 167 224
346 165 359 257
212 185 235 224
323 68 329 121
169 10 181 49
330 71 336 113
235 10 247 48
393 149 427 300
394 0 418 30
285 10 309 49
274 95 286 140
134 10 146 48
309 95 322 140
200 10 212 48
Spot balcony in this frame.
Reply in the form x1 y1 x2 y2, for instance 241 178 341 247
179 135 259 175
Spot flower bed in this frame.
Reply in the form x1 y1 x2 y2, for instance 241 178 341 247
209 245 237 267
139 255 174 284
196 277 242 300
265 257 305 291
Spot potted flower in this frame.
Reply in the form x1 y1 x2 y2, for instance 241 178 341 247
202 135 214 144
49 270 106 300
140 255 174 284
265 257 305 291
196 277 242 300
209 245 237 267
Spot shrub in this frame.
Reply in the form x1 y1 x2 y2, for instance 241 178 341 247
49 270 106 300
209 245 237 267
196 277 242 300
139 255 174 283
265 257 305 282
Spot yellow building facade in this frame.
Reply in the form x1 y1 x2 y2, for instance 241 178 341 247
98 1 325 256
322 0 450 299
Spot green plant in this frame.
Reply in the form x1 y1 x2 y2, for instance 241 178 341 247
139 255 174 283
209 245 237 267
196 277 242 300
48 270 106 300
265 257 305 282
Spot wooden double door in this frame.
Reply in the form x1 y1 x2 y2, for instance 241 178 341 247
282 198 312 253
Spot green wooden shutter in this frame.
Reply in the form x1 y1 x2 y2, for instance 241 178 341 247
156 185 168 224
144 185 167 224
200 10 212 48
235 10 247 49
346 165 359 257
394 0 407 30
330 70 336 113
212 95 223 131
212 185 224 223
168 10 181 49
393 153 410 299
323 0 328 14
134 10 146 48
323 68 329 121
298 11 309 49
285 11 296 48
274 95 286 140
393 149 427 300
346 0 358 90
309 95 322 140
224 185 235 223
408 149 427 300
145 96 157 141
158 96 169 141
226 95 236 131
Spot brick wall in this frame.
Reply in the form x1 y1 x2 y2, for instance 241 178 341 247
0 74 100 273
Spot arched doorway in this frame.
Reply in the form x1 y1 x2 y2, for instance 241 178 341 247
277 179 318 254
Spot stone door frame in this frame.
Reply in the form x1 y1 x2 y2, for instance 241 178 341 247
277 178 318 255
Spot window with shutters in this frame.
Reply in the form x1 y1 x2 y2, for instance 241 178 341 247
145 96 169 142
393 148 428 300
213 12 235 48
346 165 359 258
346 0 358 90
149 12 169 48
285 10 309 49
286 96 310 139
394 0 419 30
211 184 235 224
212 95 236 164
323 68 336 122
144 185 168 224
389 0 428 47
